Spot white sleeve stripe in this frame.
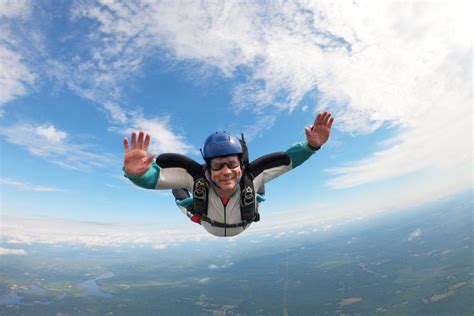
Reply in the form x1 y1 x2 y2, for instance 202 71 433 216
253 163 292 192
155 168 194 191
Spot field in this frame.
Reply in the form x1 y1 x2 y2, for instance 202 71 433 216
1 193 472 315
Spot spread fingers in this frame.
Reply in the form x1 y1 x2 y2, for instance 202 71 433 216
143 133 151 151
123 137 130 154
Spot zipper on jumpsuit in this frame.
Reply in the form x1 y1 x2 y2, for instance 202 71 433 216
223 203 227 237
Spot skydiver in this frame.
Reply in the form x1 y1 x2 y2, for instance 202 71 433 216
123 112 334 237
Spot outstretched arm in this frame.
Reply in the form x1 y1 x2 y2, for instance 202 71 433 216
123 131 155 177
305 112 334 150
123 131 195 191
251 112 335 187
285 112 334 168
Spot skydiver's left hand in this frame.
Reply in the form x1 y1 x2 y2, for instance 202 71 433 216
305 112 334 149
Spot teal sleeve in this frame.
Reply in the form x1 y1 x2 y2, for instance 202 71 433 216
123 161 160 189
176 197 193 207
285 142 318 169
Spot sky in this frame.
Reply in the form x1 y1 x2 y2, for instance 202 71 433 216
0 0 472 250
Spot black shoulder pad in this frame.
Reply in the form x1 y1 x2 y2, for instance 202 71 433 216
156 153 204 178
247 152 291 178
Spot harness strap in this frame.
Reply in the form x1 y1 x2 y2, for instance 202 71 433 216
186 171 259 226
200 214 251 228
162 135 265 227
239 172 259 222
192 177 208 216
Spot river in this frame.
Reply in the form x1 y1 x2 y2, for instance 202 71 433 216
0 271 115 305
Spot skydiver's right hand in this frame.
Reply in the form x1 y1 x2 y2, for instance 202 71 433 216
123 131 155 177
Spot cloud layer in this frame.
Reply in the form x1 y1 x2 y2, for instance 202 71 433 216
0 247 27 255
68 0 473 188
2 1 471 189
1 214 210 249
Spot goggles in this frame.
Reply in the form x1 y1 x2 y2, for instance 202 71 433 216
210 158 240 171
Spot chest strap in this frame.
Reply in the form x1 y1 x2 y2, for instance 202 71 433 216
200 214 251 228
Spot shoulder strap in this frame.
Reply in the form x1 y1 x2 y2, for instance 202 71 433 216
239 133 250 167
239 171 259 222
238 133 259 222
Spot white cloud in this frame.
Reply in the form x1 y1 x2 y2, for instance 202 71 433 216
321 1 472 188
1 187 468 248
198 278 210 284
208 261 234 270
5 239 24 244
105 183 121 189
151 244 168 250
144 1 260 77
126 114 196 155
3 2 471 197
0 0 31 18
102 101 128 124
0 178 64 192
0 46 36 110
244 184 471 237
275 232 286 239
0 123 117 171
35 125 68 143
50 1 157 124
1 214 210 247
241 114 278 142
0 2 193 166
0 0 37 114
408 228 422 241
60 1 262 134
0 247 27 255
325 107 472 189
68 1 471 194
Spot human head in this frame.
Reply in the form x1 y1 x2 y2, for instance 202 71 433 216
201 131 243 191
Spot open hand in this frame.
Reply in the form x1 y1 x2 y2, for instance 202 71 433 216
123 131 155 177
304 112 334 149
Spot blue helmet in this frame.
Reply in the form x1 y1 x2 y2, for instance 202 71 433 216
201 131 242 161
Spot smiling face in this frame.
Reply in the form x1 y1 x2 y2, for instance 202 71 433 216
209 155 242 193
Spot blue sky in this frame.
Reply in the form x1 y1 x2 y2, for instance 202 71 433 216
1 1 472 248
